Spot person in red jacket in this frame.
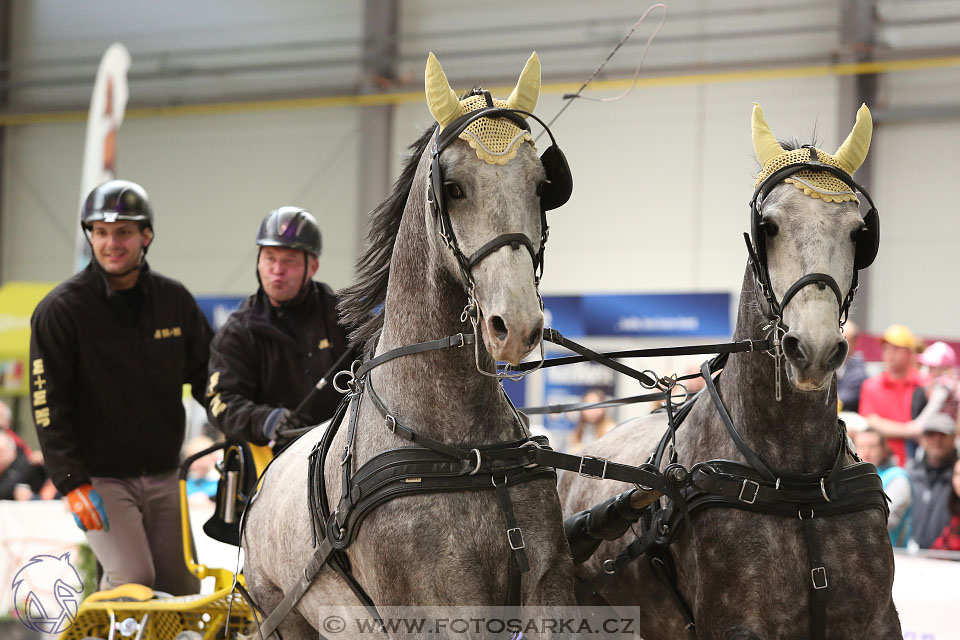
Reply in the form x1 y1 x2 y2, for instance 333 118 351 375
859 324 925 465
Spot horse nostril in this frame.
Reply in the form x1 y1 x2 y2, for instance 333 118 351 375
826 338 849 371
524 323 543 350
490 316 509 342
782 334 807 368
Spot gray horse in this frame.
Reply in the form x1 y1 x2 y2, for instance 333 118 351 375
242 53 577 638
559 104 901 639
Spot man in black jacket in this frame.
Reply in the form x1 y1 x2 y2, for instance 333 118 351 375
30 180 212 594
206 207 349 448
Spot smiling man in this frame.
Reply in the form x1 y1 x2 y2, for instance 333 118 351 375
29 179 212 594
205 207 349 449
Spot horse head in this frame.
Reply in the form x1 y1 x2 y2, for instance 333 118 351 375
749 103 877 391
422 52 569 365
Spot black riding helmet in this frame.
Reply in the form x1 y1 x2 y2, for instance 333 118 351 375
256 207 322 257
81 179 153 231
255 207 322 306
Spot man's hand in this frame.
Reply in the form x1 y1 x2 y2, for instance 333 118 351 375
263 408 307 440
66 484 109 532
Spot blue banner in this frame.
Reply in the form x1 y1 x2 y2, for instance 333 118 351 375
543 292 730 338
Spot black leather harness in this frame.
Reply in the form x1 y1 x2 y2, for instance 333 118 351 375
571 357 890 639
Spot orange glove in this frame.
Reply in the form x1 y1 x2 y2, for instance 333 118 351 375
66 484 109 532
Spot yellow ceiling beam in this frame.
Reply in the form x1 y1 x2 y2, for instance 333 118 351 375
2 55 959 127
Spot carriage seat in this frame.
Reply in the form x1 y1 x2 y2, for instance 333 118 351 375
84 583 155 603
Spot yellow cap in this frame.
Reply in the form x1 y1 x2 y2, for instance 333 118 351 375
881 324 918 351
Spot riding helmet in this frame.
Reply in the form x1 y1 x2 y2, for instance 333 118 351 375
81 179 153 230
256 207 322 257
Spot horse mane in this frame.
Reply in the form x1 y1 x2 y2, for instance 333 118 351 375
338 123 438 349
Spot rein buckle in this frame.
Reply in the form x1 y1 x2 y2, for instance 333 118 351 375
578 455 609 480
738 479 760 504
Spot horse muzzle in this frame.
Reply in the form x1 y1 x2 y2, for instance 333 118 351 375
782 329 848 391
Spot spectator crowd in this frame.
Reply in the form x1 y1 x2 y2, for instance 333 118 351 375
841 323 960 551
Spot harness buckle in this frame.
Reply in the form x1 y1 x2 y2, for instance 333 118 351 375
467 449 482 476
738 479 760 504
578 455 608 479
385 415 397 434
819 477 832 502
450 333 466 348
519 440 542 469
340 446 351 467
507 527 525 550
811 567 828 590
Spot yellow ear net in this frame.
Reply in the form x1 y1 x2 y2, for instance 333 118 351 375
752 103 785 167
425 52 461 130
506 52 541 115
833 104 873 174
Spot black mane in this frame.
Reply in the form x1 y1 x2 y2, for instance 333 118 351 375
338 123 438 349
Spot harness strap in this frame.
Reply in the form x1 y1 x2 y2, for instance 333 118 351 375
258 537 336 639
365 378 474 460
647 549 697 635
800 511 828 640
492 478 530 604
467 233 538 270
355 333 473 379
780 273 843 311
701 360 776 482
516 332 770 373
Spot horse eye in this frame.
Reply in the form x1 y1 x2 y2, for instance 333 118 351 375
535 181 545 197
444 182 464 200
761 220 779 237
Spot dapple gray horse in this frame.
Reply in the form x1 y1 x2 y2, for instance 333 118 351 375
242 53 577 638
560 105 901 639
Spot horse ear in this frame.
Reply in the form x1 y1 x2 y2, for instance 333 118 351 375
60 552 71 562
425 52 462 130
834 103 872 175
506 52 541 116
752 103 785 167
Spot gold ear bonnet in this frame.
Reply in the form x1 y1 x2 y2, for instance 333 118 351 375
752 103 873 204
425 52 542 165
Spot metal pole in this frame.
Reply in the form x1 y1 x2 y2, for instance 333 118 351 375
839 0 878 332
356 0 400 250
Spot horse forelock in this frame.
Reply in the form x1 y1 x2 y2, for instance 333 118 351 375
338 123 438 350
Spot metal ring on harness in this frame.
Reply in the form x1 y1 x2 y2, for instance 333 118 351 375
468 449 482 475
603 559 616 575
492 475 508 487
639 370 660 390
333 369 355 394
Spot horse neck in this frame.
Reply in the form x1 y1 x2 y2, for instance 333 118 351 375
711 265 840 474
370 197 521 446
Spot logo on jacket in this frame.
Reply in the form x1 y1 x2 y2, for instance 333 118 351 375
11 552 84 633
153 326 182 340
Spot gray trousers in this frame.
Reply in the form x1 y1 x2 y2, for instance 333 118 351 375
86 470 200 595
